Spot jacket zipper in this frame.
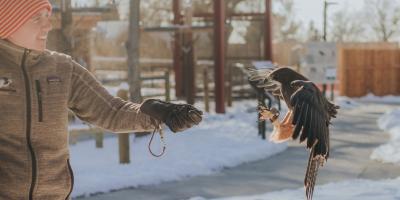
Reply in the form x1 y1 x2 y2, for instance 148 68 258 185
21 49 37 200
65 159 74 200
35 80 43 122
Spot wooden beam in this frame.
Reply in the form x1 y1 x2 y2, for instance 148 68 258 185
264 0 273 61
194 12 265 18
51 14 102 29
214 0 226 113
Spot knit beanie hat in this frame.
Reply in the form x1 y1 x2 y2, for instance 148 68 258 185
0 0 52 39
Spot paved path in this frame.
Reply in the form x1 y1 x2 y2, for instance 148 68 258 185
76 103 400 200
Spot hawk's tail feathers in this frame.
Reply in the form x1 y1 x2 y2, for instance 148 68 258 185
305 149 325 200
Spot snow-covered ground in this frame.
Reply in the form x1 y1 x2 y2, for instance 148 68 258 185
69 101 287 198
67 93 400 198
335 94 400 110
354 94 400 104
189 178 400 200
186 94 400 200
334 96 361 109
370 108 400 164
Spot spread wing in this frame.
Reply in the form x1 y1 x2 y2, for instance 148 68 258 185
290 80 330 154
246 67 310 105
290 80 333 200
246 67 282 97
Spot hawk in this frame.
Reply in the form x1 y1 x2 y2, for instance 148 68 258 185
248 66 339 200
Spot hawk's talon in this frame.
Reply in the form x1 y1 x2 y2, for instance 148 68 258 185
259 107 280 122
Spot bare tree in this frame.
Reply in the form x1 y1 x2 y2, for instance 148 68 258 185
140 0 172 27
330 8 365 42
274 0 302 42
306 21 321 42
364 0 400 41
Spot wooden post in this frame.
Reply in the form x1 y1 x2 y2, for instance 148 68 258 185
61 0 73 55
173 0 184 97
203 67 210 112
182 2 195 105
70 131 78 145
95 131 104 148
182 40 195 104
214 0 226 113
127 0 142 103
264 0 273 61
227 64 233 107
118 134 130 164
117 89 130 164
165 70 171 102
257 93 266 140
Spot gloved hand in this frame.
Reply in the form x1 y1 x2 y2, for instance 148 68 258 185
140 99 203 132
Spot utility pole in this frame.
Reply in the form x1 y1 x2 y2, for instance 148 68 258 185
61 0 73 55
322 0 337 100
127 0 142 103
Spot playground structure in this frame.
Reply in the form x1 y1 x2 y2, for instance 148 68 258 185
86 0 275 114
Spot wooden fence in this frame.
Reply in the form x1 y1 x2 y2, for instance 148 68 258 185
339 48 400 97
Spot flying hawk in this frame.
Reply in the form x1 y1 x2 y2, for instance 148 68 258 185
248 66 339 200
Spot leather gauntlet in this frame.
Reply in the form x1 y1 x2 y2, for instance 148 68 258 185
140 99 203 132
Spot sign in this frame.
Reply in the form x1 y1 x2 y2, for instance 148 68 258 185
300 42 337 84
252 60 275 69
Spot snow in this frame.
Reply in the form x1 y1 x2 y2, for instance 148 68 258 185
69 101 287 198
184 94 400 200
334 96 361 109
67 93 400 198
355 93 400 104
189 178 400 200
370 108 400 164
334 94 400 110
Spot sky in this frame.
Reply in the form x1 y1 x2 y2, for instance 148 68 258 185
294 0 365 30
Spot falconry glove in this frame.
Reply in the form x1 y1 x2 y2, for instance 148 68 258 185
140 99 203 132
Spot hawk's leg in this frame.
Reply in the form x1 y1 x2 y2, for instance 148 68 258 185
260 108 294 143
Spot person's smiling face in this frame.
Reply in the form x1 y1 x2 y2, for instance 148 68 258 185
7 8 52 52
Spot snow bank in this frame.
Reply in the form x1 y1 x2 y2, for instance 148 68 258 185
371 108 400 163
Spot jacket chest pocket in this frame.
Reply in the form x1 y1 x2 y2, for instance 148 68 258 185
34 76 67 123
46 75 64 94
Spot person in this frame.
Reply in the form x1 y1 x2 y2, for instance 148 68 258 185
0 0 203 199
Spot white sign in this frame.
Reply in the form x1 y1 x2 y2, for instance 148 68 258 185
300 42 337 84
252 60 274 69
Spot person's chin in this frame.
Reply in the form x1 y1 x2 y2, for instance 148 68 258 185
33 41 46 52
